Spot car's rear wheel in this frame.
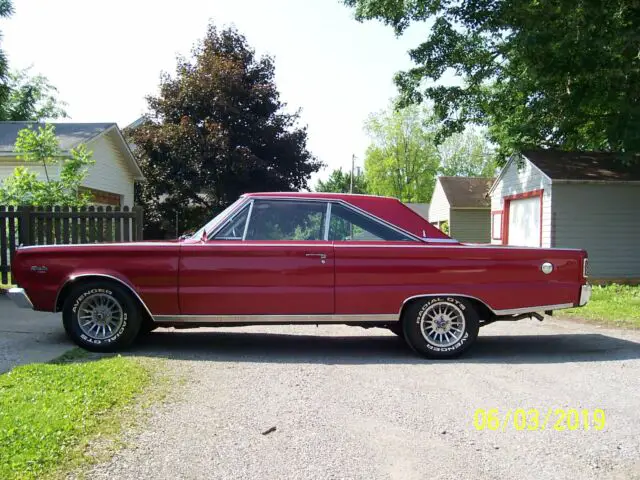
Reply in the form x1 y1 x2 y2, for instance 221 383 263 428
62 281 142 352
402 296 479 359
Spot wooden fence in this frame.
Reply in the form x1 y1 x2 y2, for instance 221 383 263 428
0 206 143 285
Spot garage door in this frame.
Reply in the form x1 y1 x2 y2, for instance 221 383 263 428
507 196 541 247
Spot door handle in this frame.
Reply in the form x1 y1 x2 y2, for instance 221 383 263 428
305 253 327 259
305 253 327 264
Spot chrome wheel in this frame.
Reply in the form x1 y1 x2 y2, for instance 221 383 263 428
77 293 124 340
419 301 466 347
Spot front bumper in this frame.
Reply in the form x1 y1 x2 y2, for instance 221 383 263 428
7 288 34 309
579 284 592 307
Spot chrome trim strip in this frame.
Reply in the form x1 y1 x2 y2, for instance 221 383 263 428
493 303 573 315
153 314 398 323
400 294 575 317
423 238 459 244
241 200 254 241
334 244 585 251
323 202 332 241
55 274 154 319
7 288 34 309
17 242 180 249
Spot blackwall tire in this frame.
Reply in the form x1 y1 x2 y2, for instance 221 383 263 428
62 282 142 352
402 296 479 359
387 323 404 337
138 315 159 335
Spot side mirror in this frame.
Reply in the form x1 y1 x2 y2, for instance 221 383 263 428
200 229 208 242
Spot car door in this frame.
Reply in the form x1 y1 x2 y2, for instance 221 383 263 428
179 198 334 317
329 202 423 315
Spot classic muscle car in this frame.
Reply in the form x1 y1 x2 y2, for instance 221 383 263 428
8 192 592 358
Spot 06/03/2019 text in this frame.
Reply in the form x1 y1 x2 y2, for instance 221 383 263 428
473 408 606 432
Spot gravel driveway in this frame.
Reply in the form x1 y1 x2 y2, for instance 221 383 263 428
88 318 640 480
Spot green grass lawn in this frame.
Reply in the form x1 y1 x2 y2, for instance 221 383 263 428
0 351 155 480
557 284 640 328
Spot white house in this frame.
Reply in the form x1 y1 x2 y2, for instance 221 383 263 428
0 122 144 207
428 176 494 243
489 150 640 282
406 202 430 220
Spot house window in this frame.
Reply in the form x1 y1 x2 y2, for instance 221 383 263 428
491 211 503 240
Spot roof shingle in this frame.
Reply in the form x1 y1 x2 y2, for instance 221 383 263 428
522 149 640 182
0 122 115 152
438 176 494 208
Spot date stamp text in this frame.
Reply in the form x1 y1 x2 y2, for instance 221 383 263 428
473 408 606 431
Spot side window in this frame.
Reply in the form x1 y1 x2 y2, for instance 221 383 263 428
245 200 327 241
211 204 250 240
329 203 415 241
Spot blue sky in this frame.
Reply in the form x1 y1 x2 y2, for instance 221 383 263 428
3 0 436 185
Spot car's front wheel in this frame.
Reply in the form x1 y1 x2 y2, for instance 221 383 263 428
62 281 142 352
402 296 479 359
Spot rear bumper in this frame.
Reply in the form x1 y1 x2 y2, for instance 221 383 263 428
579 284 592 307
7 288 34 309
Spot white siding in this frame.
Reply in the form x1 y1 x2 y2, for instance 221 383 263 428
552 183 640 280
0 131 136 206
83 132 135 206
0 161 63 182
428 179 451 222
406 203 430 219
490 157 553 247
450 209 491 243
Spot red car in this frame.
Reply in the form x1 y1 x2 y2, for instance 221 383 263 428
8 192 591 358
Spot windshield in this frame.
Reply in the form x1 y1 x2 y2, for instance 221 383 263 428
190 198 245 240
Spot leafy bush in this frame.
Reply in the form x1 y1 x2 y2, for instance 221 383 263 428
0 124 94 207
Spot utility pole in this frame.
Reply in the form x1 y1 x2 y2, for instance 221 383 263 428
350 154 355 193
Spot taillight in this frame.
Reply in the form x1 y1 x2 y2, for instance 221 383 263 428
583 258 589 279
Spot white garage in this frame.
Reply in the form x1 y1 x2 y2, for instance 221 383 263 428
488 150 640 282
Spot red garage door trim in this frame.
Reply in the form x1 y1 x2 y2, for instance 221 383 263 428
502 189 543 247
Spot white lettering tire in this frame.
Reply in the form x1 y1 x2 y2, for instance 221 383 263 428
402 296 480 359
62 281 142 352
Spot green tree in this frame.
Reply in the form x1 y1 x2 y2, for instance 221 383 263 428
363 103 439 202
315 167 368 194
0 125 94 206
0 68 67 121
127 23 322 238
344 0 640 161
0 0 14 110
438 128 497 177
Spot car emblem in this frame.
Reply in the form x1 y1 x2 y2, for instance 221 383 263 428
541 262 553 274
30 265 48 273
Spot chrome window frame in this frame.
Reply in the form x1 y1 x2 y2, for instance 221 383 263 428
323 203 332 241
204 195 423 243
241 200 255 240
209 197 330 242
204 196 251 240
326 200 419 242
208 199 253 241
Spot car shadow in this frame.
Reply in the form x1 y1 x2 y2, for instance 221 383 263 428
129 329 640 365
